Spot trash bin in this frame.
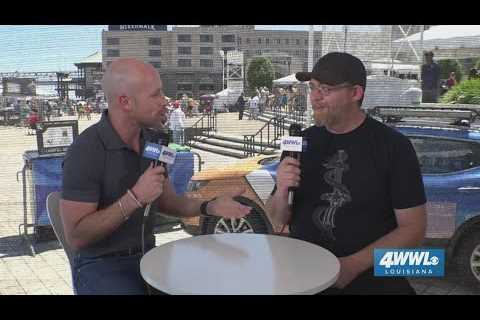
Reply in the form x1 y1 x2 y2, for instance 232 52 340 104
20 150 64 250
154 150 195 232
167 150 194 195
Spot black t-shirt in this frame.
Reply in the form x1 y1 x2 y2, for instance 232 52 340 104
288 116 426 258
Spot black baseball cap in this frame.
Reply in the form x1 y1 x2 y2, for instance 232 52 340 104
295 52 366 90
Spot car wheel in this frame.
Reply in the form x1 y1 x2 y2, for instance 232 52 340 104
453 228 480 287
200 196 273 235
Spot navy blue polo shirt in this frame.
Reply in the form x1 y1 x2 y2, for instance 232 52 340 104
421 62 440 90
62 110 160 258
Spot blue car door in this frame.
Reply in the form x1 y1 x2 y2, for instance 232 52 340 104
409 135 480 239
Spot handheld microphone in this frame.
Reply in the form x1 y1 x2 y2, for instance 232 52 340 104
142 139 177 217
280 124 304 207
141 134 177 263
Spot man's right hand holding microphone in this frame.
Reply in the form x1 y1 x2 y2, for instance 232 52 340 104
130 163 167 206
267 156 301 227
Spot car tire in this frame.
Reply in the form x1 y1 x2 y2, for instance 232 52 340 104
452 228 480 287
200 196 273 235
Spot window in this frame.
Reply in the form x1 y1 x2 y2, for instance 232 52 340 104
200 47 213 55
177 34 191 42
246 38 250 44
266 38 270 45
178 47 191 55
200 34 213 42
285 39 289 45
296 39 300 45
222 35 235 42
199 84 215 91
238 37 242 45
200 59 213 67
305 39 308 46
150 61 161 68
107 49 119 57
258 38 262 44
276 39 281 44
149 50 161 57
314 50 321 58
177 83 192 91
315 39 320 45
178 59 192 67
106 38 119 45
410 137 480 174
149 37 161 46
256 50 262 55
222 47 235 52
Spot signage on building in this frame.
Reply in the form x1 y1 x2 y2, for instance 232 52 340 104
2 78 36 96
108 25 167 31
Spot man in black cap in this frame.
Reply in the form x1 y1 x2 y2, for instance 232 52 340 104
421 51 440 103
266 52 426 295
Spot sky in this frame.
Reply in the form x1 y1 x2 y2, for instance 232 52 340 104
0 25 107 73
0 25 383 73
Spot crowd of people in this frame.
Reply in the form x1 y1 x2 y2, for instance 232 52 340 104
236 85 307 121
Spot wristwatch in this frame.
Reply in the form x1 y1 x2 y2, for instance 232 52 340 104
200 198 216 217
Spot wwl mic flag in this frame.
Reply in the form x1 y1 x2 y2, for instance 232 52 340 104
143 142 177 165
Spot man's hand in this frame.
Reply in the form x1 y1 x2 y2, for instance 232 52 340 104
275 157 301 196
207 188 251 219
131 163 166 205
334 256 362 289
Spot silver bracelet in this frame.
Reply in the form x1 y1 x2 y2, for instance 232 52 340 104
118 199 129 221
127 189 143 208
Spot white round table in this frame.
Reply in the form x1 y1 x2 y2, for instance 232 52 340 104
140 233 340 295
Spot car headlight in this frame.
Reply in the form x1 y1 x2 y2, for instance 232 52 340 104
186 180 209 192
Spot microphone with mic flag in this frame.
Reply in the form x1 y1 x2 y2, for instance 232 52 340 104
280 123 304 207
141 139 177 258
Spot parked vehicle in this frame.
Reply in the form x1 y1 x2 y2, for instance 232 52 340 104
182 108 480 286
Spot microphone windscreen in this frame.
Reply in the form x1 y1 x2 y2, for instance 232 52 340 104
289 123 302 137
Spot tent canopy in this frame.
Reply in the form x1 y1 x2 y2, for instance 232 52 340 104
394 25 480 50
368 59 420 73
273 74 299 86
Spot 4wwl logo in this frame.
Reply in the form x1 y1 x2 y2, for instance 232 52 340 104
374 249 445 277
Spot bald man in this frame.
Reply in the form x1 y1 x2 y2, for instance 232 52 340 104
61 59 251 295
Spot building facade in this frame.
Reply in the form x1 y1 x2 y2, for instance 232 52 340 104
102 25 426 99
102 25 323 98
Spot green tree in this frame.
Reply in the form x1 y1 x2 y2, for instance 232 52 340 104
440 79 480 104
437 59 464 82
475 58 480 70
247 57 275 93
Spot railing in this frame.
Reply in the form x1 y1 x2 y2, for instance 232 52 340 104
184 111 217 146
243 115 286 157
291 108 306 125
369 106 480 126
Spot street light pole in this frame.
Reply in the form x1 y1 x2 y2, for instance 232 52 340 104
306 25 314 127
219 50 225 90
